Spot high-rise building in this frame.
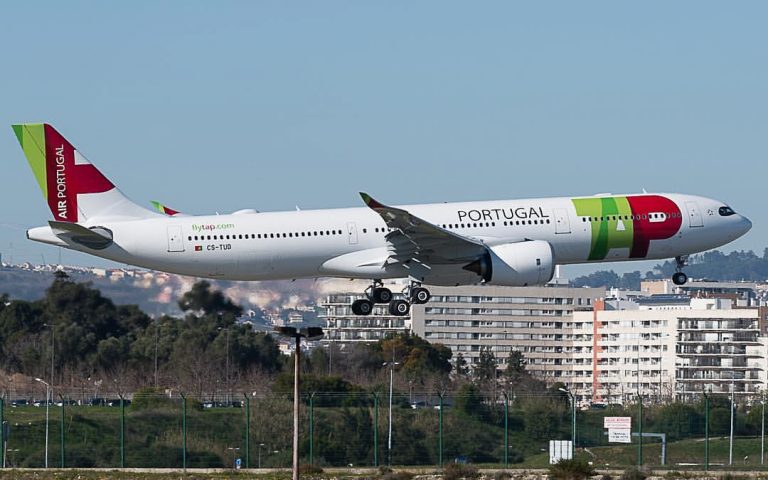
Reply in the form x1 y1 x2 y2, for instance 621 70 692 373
409 285 605 404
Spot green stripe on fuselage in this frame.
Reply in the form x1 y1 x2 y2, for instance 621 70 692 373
573 197 634 260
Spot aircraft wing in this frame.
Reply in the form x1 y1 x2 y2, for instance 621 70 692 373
359 192 487 268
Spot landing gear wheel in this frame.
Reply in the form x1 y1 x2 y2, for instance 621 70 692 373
372 287 393 304
351 299 374 316
388 299 410 316
672 272 688 286
410 287 431 304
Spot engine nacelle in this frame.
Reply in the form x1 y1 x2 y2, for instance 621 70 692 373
464 240 555 286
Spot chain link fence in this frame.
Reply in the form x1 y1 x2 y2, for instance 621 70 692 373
1 391 767 470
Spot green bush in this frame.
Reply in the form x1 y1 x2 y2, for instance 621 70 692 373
620 467 648 480
443 462 480 480
381 471 414 480
548 458 596 480
299 464 324 474
130 387 175 410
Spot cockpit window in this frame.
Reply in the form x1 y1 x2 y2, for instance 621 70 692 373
719 206 736 217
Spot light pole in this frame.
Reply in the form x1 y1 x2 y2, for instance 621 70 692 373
274 326 324 480
761 396 765 465
383 351 400 466
258 443 266 468
729 381 735 466
34 378 50 468
558 387 576 458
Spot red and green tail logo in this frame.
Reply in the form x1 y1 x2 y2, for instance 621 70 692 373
12 124 115 223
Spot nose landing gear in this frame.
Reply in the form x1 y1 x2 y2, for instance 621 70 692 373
349 279 432 316
672 256 689 286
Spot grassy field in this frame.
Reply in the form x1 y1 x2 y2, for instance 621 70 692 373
7 403 768 473
517 436 768 471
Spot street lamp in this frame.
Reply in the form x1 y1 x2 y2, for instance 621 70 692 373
274 326 324 480
34 378 50 468
761 396 765 465
558 387 576 459
383 354 400 466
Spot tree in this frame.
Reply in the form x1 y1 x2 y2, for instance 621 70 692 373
178 281 242 317
454 352 469 378
475 347 497 385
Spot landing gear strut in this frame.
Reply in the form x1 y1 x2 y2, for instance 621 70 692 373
672 256 688 286
405 280 431 305
349 279 431 316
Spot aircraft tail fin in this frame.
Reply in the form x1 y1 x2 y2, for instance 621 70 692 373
12 123 157 223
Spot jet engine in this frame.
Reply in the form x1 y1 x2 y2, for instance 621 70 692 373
464 240 555 286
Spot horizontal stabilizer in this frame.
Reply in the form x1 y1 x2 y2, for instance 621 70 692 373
49 221 113 250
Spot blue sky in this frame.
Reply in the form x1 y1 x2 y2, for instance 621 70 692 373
1 2 766 277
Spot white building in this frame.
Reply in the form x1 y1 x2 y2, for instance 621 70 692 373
409 285 605 399
319 293 412 344
574 296 765 405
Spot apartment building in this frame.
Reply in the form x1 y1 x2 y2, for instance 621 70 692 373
319 293 412 344
409 285 604 404
575 297 765 404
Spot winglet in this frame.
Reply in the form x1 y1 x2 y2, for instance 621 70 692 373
359 192 386 210
150 200 181 216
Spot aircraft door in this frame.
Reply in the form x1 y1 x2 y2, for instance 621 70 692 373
685 201 703 228
553 208 571 234
167 225 185 252
347 222 359 245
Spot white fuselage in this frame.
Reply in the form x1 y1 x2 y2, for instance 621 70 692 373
28 193 751 283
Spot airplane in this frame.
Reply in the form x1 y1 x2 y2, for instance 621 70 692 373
13 123 752 316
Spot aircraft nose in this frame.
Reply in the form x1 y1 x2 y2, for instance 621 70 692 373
738 214 752 236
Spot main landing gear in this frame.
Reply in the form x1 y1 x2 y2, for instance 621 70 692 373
672 255 689 286
350 280 431 317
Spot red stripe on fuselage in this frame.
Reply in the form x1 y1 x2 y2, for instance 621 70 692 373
627 195 682 258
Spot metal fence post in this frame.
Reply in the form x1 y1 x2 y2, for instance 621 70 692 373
244 393 250 469
503 391 509 468
309 392 315 466
373 392 379 467
59 395 65 468
119 394 125 468
704 391 709 471
180 393 187 471
438 392 444 468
